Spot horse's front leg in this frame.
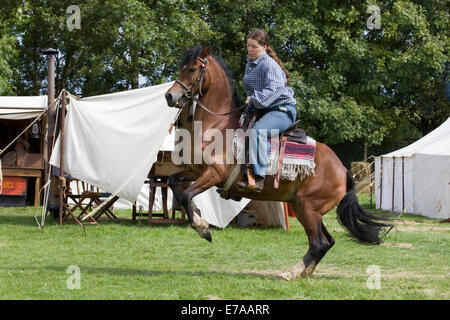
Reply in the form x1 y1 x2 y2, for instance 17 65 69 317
169 167 224 242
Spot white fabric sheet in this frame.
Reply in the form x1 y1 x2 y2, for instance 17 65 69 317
192 186 251 229
0 96 47 119
50 82 178 201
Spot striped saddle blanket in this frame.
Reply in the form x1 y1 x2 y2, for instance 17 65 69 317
232 131 316 181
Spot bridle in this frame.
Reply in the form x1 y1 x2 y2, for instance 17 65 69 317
175 56 208 100
173 56 247 116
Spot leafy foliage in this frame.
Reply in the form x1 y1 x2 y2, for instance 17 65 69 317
0 0 448 154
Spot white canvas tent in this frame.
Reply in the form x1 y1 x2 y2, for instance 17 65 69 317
374 117 450 219
0 96 47 120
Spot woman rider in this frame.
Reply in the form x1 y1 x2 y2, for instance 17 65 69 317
237 29 297 192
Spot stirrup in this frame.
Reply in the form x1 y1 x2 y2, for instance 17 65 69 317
237 166 255 190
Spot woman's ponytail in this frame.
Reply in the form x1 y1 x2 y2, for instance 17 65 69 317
266 46 290 85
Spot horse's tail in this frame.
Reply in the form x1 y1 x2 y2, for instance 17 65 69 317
336 170 395 244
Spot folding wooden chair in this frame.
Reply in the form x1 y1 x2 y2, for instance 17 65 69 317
63 179 118 225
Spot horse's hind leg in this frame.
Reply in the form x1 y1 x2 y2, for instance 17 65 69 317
279 200 335 280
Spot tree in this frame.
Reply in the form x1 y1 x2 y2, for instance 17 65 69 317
0 0 19 95
1 0 448 158
8 0 216 96
270 0 448 150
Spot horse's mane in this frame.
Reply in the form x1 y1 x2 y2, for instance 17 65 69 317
179 46 241 107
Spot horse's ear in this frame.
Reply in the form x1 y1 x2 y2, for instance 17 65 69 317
199 46 211 58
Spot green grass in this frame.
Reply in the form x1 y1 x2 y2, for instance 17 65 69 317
0 194 448 300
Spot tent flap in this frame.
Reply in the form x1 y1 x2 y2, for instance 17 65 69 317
0 96 47 119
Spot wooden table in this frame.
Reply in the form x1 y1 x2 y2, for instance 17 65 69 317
2 166 43 207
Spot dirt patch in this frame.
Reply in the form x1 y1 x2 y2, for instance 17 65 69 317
422 289 437 297
230 266 449 282
381 242 414 249
381 270 449 280
400 221 435 225
393 220 450 232
205 295 223 300
224 269 281 279
395 226 450 232
239 269 280 277
315 266 450 281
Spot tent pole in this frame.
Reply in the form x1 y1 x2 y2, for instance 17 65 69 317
58 90 66 225
369 161 373 208
379 157 383 210
43 48 59 214
402 156 405 212
392 157 395 212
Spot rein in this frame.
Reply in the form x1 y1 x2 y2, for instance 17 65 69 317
175 56 247 116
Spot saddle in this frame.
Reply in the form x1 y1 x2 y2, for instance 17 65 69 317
242 109 307 189
281 120 307 144
216 108 307 200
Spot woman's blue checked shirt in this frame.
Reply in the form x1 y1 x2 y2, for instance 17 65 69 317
243 52 296 110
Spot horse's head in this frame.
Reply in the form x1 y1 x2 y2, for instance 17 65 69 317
165 46 211 108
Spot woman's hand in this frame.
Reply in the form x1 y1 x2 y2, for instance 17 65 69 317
245 96 250 105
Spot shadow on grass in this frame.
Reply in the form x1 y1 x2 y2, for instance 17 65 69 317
0 213 190 229
0 214 282 232
0 214 48 227
2 265 280 281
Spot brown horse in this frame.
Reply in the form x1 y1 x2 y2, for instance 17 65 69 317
165 46 394 280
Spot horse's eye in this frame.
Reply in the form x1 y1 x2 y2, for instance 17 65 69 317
189 68 197 73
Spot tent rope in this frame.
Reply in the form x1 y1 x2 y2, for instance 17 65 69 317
350 160 374 179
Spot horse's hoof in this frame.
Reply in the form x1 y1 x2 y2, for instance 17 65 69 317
204 230 212 242
198 229 212 242
192 224 212 242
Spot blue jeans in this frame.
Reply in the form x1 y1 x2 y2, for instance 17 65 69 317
249 104 297 178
